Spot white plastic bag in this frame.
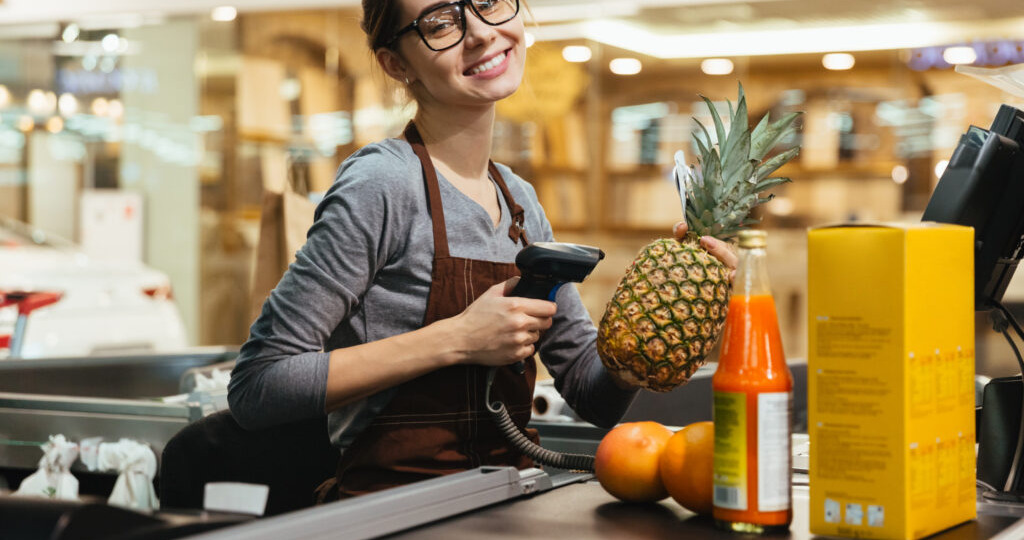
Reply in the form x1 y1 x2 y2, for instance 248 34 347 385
192 367 231 392
956 64 1024 99
13 435 79 500
98 438 160 510
79 436 104 471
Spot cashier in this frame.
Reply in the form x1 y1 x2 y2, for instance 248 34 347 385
228 0 735 502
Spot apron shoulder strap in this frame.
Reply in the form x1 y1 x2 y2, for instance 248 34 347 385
488 161 529 247
405 123 451 259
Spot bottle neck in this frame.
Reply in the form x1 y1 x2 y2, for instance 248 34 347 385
732 246 772 297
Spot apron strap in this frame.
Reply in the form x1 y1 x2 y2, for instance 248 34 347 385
405 122 451 259
405 122 530 256
488 161 529 247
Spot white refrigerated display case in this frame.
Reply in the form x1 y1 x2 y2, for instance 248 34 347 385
0 217 188 359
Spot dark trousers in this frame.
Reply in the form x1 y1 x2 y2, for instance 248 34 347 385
159 411 338 516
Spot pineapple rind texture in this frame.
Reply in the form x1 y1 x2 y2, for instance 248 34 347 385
597 237 730 392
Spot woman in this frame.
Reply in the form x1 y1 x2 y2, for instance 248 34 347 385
228 0 736 500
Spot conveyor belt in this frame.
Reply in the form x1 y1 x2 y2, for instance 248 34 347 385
389 482 1022 540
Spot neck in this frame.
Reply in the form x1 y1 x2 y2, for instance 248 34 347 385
413 102 495 180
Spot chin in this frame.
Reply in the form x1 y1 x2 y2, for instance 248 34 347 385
494 78 523 100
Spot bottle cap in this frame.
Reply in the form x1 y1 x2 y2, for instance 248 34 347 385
738 229 767 248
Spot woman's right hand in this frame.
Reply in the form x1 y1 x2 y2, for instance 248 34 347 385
448 278 557 367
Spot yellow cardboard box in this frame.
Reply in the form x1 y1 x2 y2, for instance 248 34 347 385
808 223 976 539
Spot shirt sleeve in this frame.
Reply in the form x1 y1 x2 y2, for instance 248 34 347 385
508 174 638 428
228 144 412 430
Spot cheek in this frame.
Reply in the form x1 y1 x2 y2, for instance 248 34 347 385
514 42 527 71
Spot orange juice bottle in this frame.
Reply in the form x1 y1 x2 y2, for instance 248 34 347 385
712 230 793 534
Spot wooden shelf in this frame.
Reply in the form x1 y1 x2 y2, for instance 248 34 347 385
781 161 899 179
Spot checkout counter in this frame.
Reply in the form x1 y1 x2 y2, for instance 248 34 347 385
0 348 235 478
1 353 1022 539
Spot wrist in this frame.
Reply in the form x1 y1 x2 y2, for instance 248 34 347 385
427 317 467 367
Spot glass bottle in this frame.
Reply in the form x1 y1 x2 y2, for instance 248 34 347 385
712 229 793 533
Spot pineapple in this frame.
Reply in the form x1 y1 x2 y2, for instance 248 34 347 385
597 83 801 392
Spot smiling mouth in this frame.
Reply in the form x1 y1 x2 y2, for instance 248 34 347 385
465 50 508 76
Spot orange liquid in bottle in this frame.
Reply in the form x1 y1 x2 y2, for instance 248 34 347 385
712 293 793 533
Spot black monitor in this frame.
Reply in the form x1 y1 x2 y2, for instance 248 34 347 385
922 104 1024 311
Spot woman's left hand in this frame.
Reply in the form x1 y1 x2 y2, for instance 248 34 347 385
673 221 738 276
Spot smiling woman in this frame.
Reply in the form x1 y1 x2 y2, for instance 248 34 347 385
226 0 645 504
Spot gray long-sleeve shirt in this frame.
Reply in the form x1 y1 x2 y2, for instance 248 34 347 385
228 137 637 448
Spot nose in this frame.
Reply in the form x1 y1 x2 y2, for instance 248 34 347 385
461 7 498 49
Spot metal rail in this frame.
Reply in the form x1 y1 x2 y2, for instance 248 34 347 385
182 467 584 540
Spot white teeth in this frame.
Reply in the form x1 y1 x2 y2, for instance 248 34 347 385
469 51 506 75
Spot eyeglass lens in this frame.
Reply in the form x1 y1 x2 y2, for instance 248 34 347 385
419 0 518 50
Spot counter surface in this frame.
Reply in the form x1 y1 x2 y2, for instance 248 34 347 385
389 482 1019 540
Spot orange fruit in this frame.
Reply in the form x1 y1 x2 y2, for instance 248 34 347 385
594 421 674 502
659 421 714 514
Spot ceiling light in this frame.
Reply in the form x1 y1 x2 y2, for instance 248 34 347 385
769 196 795 216
46 117 64 134
279 78 302 101
82 55 98 71
100 57 117 73
530 2 638 23
108 99 124 119
942 46 977 65
101 33 120 53
61 24 80 43
822 53 855 70
701 58 734 75
58 93 78 116
533 18 1024 60
934 160 949 178
92 97 109 116
27 90 56 115
525 32 536 48
562 45 592 63
891 165 909 184
609 58 641 75
211 6 238 22
0 85 10 108
18 116 34 132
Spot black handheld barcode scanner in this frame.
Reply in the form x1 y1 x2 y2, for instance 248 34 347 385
507 242 605 374
486 241 605 471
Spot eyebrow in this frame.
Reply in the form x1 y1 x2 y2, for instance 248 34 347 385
415 1 457 17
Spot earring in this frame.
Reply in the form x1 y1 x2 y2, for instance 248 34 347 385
404 77 410 84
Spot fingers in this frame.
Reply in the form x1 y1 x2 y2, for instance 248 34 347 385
673 221 689 240
700 235 739 270
516 344 536 360
502 276 520 296
516 330 542 358
509 297 558 318
516 329 542 345
482 281 507 298
512 312 553 335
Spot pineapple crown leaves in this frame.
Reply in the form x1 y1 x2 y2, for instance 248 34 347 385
677 82 803 240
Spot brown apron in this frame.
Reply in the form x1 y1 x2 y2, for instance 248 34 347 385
315 123 540 501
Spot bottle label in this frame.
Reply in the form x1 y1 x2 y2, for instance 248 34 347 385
713 391 747 510
757 391 792 512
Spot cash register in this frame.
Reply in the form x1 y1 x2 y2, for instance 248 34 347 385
921 103 1024 498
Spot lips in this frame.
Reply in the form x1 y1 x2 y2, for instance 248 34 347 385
464 49 509 76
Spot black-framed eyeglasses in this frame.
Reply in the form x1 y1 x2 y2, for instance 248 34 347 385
386 0 520 52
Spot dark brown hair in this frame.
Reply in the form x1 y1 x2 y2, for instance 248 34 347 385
362 0 534 52
361 0 406 51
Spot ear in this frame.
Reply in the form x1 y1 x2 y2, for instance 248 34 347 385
376 48 414 85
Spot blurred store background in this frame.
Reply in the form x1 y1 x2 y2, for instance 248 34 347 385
1 0 1023 374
